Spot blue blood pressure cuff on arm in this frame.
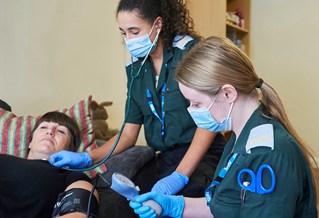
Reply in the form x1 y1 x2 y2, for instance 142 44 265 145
52 188 98 218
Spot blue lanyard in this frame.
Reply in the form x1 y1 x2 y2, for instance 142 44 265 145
146 83 166 140
205 153 239 204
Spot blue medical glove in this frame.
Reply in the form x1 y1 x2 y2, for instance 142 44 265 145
130 192 184 218
49 150 92 168
129 201 156 218
151 171 189 195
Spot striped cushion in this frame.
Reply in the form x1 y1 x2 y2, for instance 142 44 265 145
0 111 37 157
0 96 107 178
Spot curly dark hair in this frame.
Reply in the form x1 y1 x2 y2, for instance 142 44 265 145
117 0 201 50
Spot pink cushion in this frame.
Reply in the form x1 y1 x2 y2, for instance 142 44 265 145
0 96 107 178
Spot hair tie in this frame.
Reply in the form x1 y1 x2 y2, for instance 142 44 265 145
256 78 263 88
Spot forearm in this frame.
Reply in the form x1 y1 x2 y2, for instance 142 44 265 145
176 128 217 177
89 133 126 164
89 123 141 164
183 197 213 218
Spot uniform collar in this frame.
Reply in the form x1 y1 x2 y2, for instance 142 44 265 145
231 103 271 154
143 47 172 92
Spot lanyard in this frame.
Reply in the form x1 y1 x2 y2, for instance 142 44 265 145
146 82 166 140
205 152 239 204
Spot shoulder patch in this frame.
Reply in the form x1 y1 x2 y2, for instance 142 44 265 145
246 124 274 154
172 35 194 50
125 56 139 67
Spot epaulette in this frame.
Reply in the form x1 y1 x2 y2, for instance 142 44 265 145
125 56 139 67
172 35 194 50
246 124 275 154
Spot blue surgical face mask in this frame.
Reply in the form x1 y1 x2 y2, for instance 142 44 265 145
187 94 234 132
125 20 160 58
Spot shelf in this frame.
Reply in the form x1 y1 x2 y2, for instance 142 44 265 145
226 22 249 34
226 0 250 55
186 0 250 55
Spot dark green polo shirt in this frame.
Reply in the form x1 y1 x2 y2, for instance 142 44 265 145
124 36 198 151
209 104 317 217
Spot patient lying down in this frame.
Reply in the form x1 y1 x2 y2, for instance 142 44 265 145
0 111 99 218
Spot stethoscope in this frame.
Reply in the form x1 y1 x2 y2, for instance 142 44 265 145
69 32 159 172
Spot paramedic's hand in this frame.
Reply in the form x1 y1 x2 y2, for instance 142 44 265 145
151 171 189 195
49 151 92 168
129 192 184 218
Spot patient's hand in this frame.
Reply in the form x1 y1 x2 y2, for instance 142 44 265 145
49 150 92 168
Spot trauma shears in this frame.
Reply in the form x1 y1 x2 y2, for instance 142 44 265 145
237 164 276 194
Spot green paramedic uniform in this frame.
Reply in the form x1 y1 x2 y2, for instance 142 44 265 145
208 104 317 217
124 35 197 151
124 35 225 197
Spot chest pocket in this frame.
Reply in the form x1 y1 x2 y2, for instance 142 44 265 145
130 78 153 117
138 103 153 117
164 76 189 111
211 185 287 218
211 152 287 218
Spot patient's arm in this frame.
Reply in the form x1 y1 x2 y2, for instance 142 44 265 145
59 180 99 218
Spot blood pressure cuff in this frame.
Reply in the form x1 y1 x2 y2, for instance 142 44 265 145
52 188 98 218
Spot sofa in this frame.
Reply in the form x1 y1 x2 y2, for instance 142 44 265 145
95 143 156 218
0 97 156 218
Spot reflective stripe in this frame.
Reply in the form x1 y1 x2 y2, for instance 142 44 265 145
173 35 194 50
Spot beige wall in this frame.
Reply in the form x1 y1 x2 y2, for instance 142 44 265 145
1 1 318 156
251 1 319 159
0 0 142 142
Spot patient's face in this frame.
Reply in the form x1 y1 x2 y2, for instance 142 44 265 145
27 121 71 160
